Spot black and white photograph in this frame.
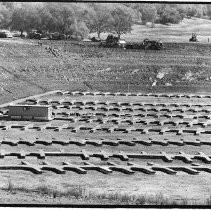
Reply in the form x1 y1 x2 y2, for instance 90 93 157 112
0 1 211 207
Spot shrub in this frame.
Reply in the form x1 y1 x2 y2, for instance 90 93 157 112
159 6 182 24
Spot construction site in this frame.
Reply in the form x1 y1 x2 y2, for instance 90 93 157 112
0 88 211 204
0 5 211 204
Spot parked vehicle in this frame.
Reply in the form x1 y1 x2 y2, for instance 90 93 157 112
49 32 67 40
0 30 13 38
126 39 163 50
28 30 42 39
117 39 126 48
28 30 52 40
11 31 27 38
99 34 126 48
142 39 163 50
189 33 198 42
91 37 101 42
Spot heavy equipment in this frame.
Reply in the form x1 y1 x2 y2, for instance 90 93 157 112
99 34 126 48
142 39 163 50
189 33 198 42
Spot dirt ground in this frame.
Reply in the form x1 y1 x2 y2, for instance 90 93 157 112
0 36 211 205
0 92 211 205
0 38 211 105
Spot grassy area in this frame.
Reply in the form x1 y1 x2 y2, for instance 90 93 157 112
0 183 187 205
92 17 211 42
0 179 211 206
0 180 208 205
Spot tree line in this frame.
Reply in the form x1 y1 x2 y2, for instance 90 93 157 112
0 2 210 39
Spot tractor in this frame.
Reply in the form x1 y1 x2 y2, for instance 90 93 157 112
142 39 163 50
28 30 42 39
91 37 101 42
189 33 198 42
99 34 126 48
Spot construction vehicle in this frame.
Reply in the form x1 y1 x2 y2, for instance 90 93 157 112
0 30 13 38
28 30 42 39
49 32 67 40
189 33 198 42
99 35 162 50
28 30 66 40
142 39 163 50
91 37 101 42
99 34 126 48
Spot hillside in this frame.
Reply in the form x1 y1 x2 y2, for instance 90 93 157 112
0 18 211 104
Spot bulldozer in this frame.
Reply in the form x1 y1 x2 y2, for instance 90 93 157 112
189 33 198 42
91 37 101 42
142 39 163 50
99 34 126 48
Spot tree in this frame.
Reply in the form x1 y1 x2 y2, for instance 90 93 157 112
0 3 13 28
85 4 112 38
125 3 142 22
176 4 189 19
9 3 43 36
40 3 89 39
186 5 197 18
155 4 167 18
70 20 89 40
10 7 29 36
207 4 211 19
139 4 157 27
43 4 75 34
36 6 52 32
159 6 182 25
195 5 207 18
188 4 207 18
110 6 133 38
